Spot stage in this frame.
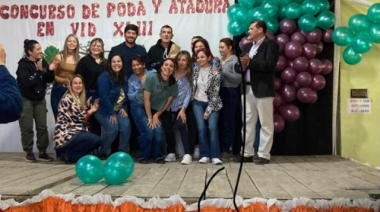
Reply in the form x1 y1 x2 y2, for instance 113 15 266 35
1 153 379 203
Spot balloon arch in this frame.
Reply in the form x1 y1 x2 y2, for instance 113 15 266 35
227 0 380 132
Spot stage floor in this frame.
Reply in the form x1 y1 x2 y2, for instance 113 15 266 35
0 153 379 202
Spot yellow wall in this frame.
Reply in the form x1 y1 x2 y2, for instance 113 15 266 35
340 0 380 167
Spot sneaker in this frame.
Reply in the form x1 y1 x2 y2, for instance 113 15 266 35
155 158 165 164
164 153 176 162
181 154 192 165
193 146 200 159
138 158 149 164
212 158 223 165
25 152 37 162
199 157 209 164
38 152 54 161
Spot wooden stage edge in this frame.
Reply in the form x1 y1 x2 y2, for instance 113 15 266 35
0 153 379 202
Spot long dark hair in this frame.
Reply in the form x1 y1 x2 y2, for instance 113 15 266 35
23 39 38 57
107 54 125 85
157 58 176 86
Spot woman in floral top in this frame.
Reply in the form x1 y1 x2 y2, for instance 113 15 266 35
54 75 100 163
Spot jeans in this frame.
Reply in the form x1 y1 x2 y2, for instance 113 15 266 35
130 101 164 161
254 120 261 152
192 100 220 158
19 97 49 153
219 86 240 153
186 102 198 153
95 111 131 155
51 83 67 120
162 110 191 155
59 131 101 162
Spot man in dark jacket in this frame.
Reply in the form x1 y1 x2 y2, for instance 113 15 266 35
239 20 279 165
0 44 22 124
109 24 147 78
146 25 181 70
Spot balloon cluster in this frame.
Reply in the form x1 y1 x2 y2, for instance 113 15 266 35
271 20 333 132
75 152 134 185
230 0 334 133
227 0 334 36
332 3 380 65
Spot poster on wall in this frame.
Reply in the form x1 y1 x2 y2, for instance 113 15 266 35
0 0 233 152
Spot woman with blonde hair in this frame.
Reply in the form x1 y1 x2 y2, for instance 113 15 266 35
51 34 80 119
54 75 101 163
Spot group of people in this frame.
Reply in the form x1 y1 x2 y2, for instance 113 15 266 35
0 19 279 165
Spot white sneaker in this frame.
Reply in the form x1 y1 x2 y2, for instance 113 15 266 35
164 153 176 162
193 146 200 159
212 158 223 165
199 157 209 164
181 154 192 165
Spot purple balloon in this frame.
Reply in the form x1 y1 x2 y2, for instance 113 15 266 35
310 74 326 90
281 84 296 102
239 37 250 51
273 92 283 107
280 19 297 35
296 72 312 87
291 31 306 44
287 60 294 68
276 34 290 54
273 114 285 133
292 80 300 89
308 58 323 75
297 87 315 103
279 104 300 122
305 28 322 44
274 77 282 90
293 56 309 72
281 67 297 84
285 41 303 59
314 42 324 54
323 29 333 43
321 59 333 75
276 55 287 72
266 31 276 40
310 91 318 104
302 43 317 59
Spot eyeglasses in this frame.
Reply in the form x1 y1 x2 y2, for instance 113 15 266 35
91 44 102 48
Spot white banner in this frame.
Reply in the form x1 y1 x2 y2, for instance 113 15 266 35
0 0 233 152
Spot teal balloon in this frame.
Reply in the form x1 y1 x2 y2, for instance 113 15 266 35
284 3 302 19
368 23 380 43
254 0 264 7
348 14 370 32
248 7 269 22
76 155 104 184
298 14 317 32
267 18 279 33
106 152 134 179
261 0 279 18
279 6 287 19
239 0 256 9
351 34 372 54
227 4 240 21
343 46 362 65
227 21 246 36
277 0 292 6
332 26 354 46
317 0 330 12
301 0 321 15
317 11 335 29
231 6 249 24
104 163 128 185
367 3 380 23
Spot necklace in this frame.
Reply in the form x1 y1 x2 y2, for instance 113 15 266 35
199 70 208 82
